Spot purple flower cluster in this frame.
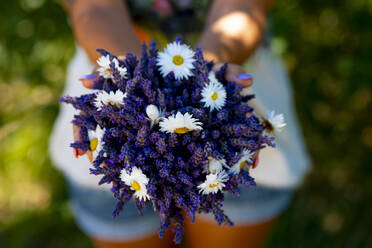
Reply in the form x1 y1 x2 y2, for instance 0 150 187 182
61 40 275 243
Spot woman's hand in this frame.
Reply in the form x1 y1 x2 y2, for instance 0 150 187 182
79 73 97 89
212 62 253 88
72 73 98 161
74 54 127 161
73 120 93 162
211 61 260 168
65 0 142 61
198 0 273 65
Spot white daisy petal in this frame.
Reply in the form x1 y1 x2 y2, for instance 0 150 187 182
208 71 219 84
265 110 287 133
201 72 227 111
159 112 202 134
94 90 126 110
114 59 128 79
229 149 254 175
97 55 127 79
120 167 151 201
197 170 229 195
157 41 196 80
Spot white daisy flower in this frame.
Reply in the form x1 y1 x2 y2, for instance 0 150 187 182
229 149 254 175
159 112 202 134
208 70 219 84
88 125 105 158
97 55 127 79
94 90 126 111
146 104 163 125
198 170 229 195
201 72 227 111
157 41 195 80
264 110 287 133
120 166 151 201
205 157 228 174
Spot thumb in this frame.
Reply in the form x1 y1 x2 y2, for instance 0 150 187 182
79 73 98 89
213 63 253 88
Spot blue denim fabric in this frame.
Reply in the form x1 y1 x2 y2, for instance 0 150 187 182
67 179 156 223
67 179 292 239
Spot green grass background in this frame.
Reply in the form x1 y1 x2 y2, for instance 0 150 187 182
0 0 371 247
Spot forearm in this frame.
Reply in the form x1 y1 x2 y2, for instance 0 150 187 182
199 0 274 64
62 0 141 62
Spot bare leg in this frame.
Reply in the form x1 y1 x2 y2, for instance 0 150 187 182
185 216 276 248
92 229 177 248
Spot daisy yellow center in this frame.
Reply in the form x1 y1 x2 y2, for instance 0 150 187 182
172 55 184 66
209 183 219 188
239 161 246 169
106 100 118 106
90 138 98 151
131 180 141 191
174 127 190 134
211 92 218 101
263 119 274 133
105 68 112 75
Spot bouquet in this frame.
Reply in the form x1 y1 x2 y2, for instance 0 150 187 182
61 39 286 243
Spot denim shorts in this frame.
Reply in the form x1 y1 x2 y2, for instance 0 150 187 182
67 178 292 241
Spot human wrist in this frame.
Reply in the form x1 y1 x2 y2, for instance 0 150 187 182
202 50 223 63
198 37 224 63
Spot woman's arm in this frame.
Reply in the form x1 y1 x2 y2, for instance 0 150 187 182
199 0 275 65
60 0 141 62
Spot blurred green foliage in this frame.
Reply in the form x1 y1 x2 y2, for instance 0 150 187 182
0 0 371 247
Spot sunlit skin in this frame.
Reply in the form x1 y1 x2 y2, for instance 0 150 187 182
62 0 275 247
185 216 277 248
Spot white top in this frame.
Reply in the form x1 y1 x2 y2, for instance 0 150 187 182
49 46 310 190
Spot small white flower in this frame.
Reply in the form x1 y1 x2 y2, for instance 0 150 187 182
157 41 195 80
121 166 151 201
94 90 126 110
229 149 254 175
198 171 229 195
97 55 127 79
208 71 219 84
146 104 163 125
265 110 287 133
205 157 228 174
88 125 105 158
159 112 202 134
201 72 227 111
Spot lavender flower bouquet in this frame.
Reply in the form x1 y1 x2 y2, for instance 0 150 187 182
61 39 285 243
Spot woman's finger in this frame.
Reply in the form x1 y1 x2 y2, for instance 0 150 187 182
225 65 253 88
73 124 86 157
87 151 93 163
235 73 253 88
79 73 97 89
213 63 253 88
252 151 260 169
